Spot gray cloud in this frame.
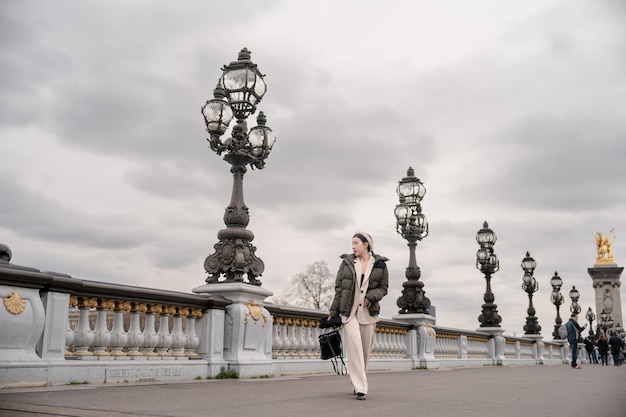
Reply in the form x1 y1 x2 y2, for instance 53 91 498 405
1 0 624 336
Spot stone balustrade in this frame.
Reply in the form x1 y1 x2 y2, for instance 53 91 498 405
1 249 568 388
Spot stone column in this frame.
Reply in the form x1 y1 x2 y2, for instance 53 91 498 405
0 285 46 361
588 263 624 330
393 313 438 369
38 291 70 360
193 282 273 377
525 334 545 364
478 327 506 365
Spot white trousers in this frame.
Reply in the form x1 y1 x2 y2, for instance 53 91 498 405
343 318 376 394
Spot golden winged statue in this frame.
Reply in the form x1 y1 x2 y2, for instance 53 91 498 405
594 228 616 263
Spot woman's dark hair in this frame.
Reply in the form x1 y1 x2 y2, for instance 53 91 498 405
353 233 369 246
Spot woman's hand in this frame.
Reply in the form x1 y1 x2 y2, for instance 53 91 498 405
363 298 371 308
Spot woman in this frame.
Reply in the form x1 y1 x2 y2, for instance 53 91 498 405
328 232 388 400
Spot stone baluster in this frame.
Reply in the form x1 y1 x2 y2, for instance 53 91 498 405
305 320 316 357
156 305 175 357
384 329 393 357
93 298 114 357
294 319 305 357
127 302 146 358
393 329 402 357
185 308 202 357
311 320 320 357
389 329 397 357
372 328 381 356
65 296 77 356
272 316 283 358
74 297 97 357
143 304 161 357
110 300 130 358
170 307 187 358
283 318 293 357
399 329 408 357
448 335 457 357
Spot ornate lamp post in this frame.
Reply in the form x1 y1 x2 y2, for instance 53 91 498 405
476 221 501 327
549 271 564 339
599 309 609 336
200 48 276 286
395 167 430 314
585 307 596 337
569 286 581 315
521 252 541 335
569 285 583 342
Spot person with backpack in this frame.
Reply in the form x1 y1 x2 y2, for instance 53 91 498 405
565 313 586 368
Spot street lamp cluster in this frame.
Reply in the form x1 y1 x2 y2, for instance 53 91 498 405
389 167 598 338
394 167 430 314
201 48 276 286
200 51 614 342
521 252 541 335
549 272 564 339
475 222 502 327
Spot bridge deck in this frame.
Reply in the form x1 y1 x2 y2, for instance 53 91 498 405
0 364 624 417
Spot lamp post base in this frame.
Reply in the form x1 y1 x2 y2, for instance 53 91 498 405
192 283 274 377
477 327 506 365
393 313 438 369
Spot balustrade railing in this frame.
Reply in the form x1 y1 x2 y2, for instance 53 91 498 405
65 297 205 359
1 251 567 387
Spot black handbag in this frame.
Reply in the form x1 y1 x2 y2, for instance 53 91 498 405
318 329 346 375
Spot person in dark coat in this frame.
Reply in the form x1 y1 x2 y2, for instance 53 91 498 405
608 331 624 366
565 313 586 369
597 333 609 365
328 232 388 401
583 335 598 364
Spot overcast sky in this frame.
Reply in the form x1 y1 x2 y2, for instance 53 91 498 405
2 0 625 337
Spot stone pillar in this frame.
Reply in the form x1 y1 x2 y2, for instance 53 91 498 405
526 334 544 364
393 313 438 369
588 263 624 329
479 327 506 365
0 285 46 361
193 283 273 377
38 291 70 360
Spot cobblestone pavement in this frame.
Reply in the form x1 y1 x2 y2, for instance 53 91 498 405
1 364 624 417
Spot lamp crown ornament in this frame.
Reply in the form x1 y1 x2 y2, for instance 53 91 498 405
569 285 581 315
200 48 276 286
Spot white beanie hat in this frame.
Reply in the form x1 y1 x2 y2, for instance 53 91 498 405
354 231 374 252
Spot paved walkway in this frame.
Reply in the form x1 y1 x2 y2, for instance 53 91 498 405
1 364 624 417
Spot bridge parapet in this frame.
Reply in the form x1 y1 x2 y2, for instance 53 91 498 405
1 251 567 387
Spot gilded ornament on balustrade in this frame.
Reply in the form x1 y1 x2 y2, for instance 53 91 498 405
3 291 26 315
244 300 267 327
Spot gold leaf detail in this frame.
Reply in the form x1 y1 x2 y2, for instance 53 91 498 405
245 300 268 327
3 292 26 315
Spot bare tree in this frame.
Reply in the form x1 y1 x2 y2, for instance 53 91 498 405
270 260 334 310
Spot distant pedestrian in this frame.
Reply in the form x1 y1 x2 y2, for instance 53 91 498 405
583 335 598 364
597 333 609 366
608 331 624 366
565 313 586 369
